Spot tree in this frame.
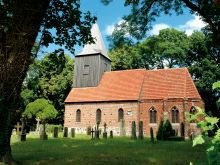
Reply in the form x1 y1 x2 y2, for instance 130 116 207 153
23 98 58 140
0 0 96 162
192 81 220 165
103 0 220 45
21 50 74 123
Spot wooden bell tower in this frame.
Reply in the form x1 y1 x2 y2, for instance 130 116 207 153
74 23 111 88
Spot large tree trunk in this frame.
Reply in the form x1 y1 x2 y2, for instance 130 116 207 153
0 0 50 163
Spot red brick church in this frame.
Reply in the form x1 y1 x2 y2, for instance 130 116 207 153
64 23 203 138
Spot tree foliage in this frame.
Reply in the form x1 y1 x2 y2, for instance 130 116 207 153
103 0 220 45
109 29 220 117
23 98 57 123
0 0 96 160
192 81 220 164
21 50 73 123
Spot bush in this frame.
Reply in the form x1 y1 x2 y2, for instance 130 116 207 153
156 120 164 140
163 119 174 140
168 136 184 141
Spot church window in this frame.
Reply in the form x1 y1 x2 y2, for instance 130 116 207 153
83 65 90 75
189 107 197 123
76 109 81 122
171 107 179 123
96 109 101 123
149 107 157 123
118 108 124 122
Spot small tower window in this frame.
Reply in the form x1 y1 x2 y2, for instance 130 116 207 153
171 107 179 123
76 109 81 122
83 65 90 75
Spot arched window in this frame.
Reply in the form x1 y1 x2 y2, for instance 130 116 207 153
96 109 101 123
171 107 179 123
149 107 157 123
76 109 81 122
189 107 196 123
118 108 124 122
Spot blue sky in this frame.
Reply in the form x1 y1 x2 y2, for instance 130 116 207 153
41 0 206 57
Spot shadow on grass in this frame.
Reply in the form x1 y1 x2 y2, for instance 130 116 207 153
11 136 208 165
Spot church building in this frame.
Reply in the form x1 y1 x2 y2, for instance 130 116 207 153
64 23 203 138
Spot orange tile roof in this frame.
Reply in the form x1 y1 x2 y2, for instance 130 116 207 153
65 68 201 103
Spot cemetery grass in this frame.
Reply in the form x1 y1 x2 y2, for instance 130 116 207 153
11 133 208 165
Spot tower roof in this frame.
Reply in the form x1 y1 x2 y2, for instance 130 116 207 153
76 23 110 60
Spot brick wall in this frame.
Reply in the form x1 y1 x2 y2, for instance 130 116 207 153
139 98 204 137
64 98 203 138
64 101 139 136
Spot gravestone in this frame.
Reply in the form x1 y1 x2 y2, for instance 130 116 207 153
103 123 107 139
150 127 154 143
20 118 26 141
53 127 58 138
91 128 95 139
131 121 137 140
119 119 126 136
71 128 75 138
63 127 68 137
36 117 40 134
40 124 48 140
14 122 22 135
110 130 113 138
138 121 143 140
95 122 100 139
180 122 185 138
87 126 91 135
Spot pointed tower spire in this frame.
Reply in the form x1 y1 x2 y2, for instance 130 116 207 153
76 23 110 60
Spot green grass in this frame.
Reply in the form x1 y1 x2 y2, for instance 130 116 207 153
11 133 208 165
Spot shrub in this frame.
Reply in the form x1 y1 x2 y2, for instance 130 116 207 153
156 120 164 140
163 119 174 140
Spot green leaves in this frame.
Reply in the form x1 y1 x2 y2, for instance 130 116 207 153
212 81 220 90
193 135 205 147
23 98 58 122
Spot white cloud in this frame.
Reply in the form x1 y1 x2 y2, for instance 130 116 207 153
104 19 128 36
105 25 115 35
178 15 207 35
150 23 170 35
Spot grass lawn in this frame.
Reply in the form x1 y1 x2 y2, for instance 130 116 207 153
11 133 208 165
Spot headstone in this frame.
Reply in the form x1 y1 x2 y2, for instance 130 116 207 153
180 122 185 138
40 124 48 140
53 127 59 138
103 123 107 139
110 130 113 138
119 119 126 136
71 128 75 138
14 122 22 135
138 121 143 140
36 117 40 134
20 118 26 141
131 121 137 140
87 126 91 135
150 127 154 143
63 127 68 137
91 128 95 139
95 122 100 139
